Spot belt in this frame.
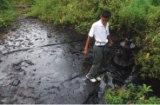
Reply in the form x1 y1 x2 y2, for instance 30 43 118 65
95 41 106 46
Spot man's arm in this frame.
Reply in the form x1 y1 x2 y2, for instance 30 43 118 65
83 36 92 57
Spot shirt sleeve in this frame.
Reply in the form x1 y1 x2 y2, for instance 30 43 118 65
88 24 95 37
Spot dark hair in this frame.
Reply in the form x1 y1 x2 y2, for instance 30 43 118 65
101 10 111 18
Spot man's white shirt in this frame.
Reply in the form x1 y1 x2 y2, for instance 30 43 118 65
88 19 109 46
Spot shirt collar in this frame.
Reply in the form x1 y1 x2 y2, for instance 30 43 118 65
98 19 107 27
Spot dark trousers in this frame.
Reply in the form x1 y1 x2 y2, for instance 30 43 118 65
87 45 110 78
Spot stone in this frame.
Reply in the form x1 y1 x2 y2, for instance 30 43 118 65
10 79 20 86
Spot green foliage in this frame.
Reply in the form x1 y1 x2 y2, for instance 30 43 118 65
146 6 160 29
28 0 98 34
152 0 160 6
0 10 16 27
105 84 160 104
28 0 159 35
136 30 160 79
118 0 151 34
13 0 35 5
0 0 16 28
0 0 10 9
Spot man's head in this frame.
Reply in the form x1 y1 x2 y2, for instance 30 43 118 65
101 10 111 25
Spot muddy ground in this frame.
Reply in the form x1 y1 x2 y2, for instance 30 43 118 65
0 18 99 104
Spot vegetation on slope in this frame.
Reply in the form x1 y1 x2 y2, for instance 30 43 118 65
0 0 16 28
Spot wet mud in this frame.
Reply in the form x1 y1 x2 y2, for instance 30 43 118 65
0 18 98 104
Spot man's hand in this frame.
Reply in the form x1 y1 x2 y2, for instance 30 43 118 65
83 36 92 58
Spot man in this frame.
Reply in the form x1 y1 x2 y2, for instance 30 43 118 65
83 10 112 82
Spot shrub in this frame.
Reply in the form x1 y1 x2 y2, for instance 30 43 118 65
136 30 160 79
105 84 160 104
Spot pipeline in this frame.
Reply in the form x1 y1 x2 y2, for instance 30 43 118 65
2 39 84 56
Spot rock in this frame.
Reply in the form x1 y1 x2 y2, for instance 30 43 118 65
14 66 22 71
24 60 34 65
113 55 133 67
10 79 20 86
28 42 33 46
47 34 52 38
1 98 8 103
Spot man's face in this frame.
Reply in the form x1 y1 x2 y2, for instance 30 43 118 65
101 16 109 25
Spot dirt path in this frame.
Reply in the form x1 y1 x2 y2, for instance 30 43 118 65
0 18 98 104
